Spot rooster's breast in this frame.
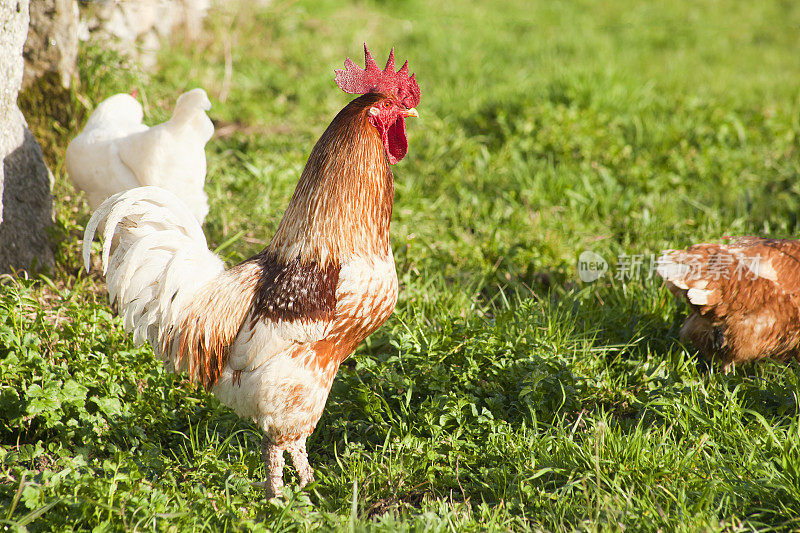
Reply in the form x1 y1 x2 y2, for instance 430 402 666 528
332 253 399 345
212 252 398 443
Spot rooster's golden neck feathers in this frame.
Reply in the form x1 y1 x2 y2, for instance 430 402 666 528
269 94 395 266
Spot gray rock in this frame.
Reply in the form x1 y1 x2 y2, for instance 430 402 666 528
0 0 55 273
23 0 211 87
78 0 210 70
23 0 79 89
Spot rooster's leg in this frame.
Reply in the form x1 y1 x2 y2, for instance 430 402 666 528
253 435 284 497
286 438 315 488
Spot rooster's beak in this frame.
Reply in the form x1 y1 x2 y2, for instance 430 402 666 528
402 108 419 119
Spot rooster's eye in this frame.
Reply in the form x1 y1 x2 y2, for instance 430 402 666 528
383 101 392 109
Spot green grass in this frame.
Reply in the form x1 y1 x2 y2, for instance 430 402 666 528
4 0 800 529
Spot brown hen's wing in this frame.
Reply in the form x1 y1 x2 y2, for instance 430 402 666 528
657 238 800 365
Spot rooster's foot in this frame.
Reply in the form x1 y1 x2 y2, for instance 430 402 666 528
287 439 315 488
254 436 285 498
254 436 315 496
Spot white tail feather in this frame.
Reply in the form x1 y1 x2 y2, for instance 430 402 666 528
83 186 225 358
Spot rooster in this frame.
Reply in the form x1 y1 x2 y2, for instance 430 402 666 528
83 45 420 496
657 237 800 369
67 88 214 223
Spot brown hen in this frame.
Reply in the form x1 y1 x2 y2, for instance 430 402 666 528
657 237 800 369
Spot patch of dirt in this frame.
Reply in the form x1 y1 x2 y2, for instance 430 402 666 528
366 490 427 519
212 118 294 140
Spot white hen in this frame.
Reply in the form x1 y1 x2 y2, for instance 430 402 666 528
66 88 215 223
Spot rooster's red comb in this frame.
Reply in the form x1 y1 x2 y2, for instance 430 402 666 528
335 44 421 109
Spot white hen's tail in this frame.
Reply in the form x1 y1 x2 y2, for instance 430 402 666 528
83 186 233 377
